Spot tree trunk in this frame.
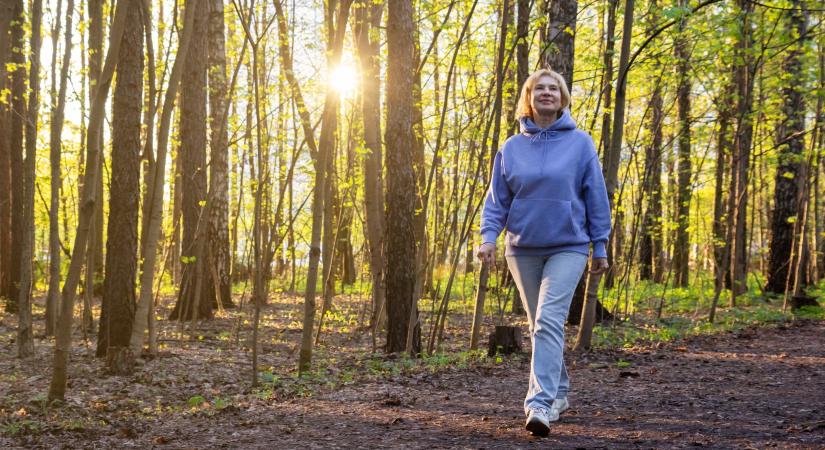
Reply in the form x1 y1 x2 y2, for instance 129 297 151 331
672 0 692 287
130 0 197 358
82 0 104 333
49 0 128 403
170 0 213 321
6 0 24 314
728 0 755 301
46 0 75 337
207 0 233 309
766 0 808 295
354 0 386 333
540 0 576 88
639 78 663 281
385 0 421 355
638 0 663 283
17 0 43 359
713 80 733 294
273 0 323 372
815 45 825 283
570 0 615 324
97 2 143 370
0 0 12 304
470 263 489 350
576 0 633 346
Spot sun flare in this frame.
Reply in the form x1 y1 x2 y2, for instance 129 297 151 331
330 63 359 97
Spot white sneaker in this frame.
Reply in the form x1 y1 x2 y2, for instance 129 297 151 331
525 408 550 436
548 397 569 422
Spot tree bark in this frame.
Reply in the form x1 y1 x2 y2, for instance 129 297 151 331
83 0 104 333
672 0 692 287
97 1 143 369
170 0 213 321
130 0 198 357
516 0 530 88
273 0 323 372
385 0 421 354
728 0 755 301
541 0 577 88
49 0 129 403
575 0 633 347
638 0 663 282
766 0 807 294
46 0 75 337
569 0 614 325
0 0 14 305
17 0 43 359
207 0 233 309
354 0 386 334
712 80 733 294
6 0 24 314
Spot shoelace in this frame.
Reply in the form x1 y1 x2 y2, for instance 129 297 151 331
530 407 551 417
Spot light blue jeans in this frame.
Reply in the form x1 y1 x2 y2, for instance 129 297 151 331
506 252 588 415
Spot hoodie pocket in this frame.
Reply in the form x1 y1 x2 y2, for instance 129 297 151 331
505 198 576 248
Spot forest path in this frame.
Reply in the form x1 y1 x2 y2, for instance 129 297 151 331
149 319 825 449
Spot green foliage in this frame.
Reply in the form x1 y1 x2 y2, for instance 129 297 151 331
590 293 796 349
186 395 207 408
0 418 43 436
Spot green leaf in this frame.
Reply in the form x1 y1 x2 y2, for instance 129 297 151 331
187 395 206 407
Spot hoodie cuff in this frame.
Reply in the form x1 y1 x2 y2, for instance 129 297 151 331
481 231 500 245
593 241 607 259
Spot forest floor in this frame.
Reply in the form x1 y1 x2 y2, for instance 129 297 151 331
1 294 824 449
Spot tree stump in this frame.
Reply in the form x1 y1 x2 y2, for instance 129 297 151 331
106 347 135 375
488 325 522 357
791 295 820 310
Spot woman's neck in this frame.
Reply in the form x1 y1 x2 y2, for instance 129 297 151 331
533 111 559 129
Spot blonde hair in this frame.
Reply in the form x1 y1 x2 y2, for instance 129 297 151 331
514 68 571 120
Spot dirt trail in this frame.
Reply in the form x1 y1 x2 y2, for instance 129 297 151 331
36 320 821 449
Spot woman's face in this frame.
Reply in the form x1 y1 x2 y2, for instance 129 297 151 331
530 75 562 119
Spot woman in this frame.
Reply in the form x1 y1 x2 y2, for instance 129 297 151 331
477 68 611 436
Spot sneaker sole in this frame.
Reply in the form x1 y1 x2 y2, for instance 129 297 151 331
525 417 550 437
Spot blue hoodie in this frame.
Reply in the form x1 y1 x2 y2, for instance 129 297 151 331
480 110 611 258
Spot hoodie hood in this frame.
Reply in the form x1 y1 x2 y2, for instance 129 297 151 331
519 109 577 136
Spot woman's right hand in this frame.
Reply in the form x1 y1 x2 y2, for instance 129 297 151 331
477 242 496 266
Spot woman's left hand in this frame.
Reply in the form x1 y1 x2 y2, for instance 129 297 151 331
590 258 609 274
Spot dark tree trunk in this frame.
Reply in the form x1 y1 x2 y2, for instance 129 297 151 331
49 0 129 404
599 0 617 159
576 0 634 344
272 0 324 372
6 0 25 314
18 0 43 358
46 0 76 337
815 47 825 282
728 0 755 301
568 0 614 324
672 0 692 287
97 2 143 364
0 1 13 304
512 0 528 313
89 0 105 293
170 0 213 321
385 0 421 354
207 0 232 308
713 80 733 293
639 71 663 282
353 0 385 330
638 0 663 282
540 0 576 89
765 0 807 294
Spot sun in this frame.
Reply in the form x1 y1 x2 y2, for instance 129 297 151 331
329 62 359 98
